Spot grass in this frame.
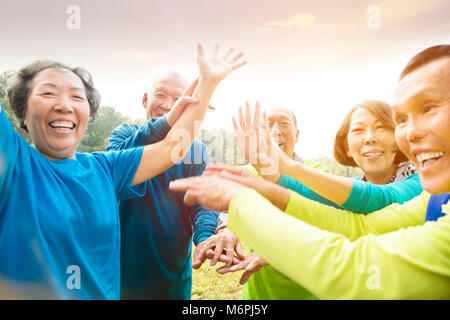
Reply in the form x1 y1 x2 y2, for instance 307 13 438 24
191 245 246 300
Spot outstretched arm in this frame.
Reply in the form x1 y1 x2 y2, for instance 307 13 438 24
228 189 450 299
131 44 246 186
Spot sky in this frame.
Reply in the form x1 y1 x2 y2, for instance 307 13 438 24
0 0 449 158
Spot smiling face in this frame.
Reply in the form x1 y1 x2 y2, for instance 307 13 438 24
393 57 450 194
142 74 187 120
24 68 90 160
346 107 399 184
267 108 299 158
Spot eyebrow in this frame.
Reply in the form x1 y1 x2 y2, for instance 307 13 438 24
38 82 85 91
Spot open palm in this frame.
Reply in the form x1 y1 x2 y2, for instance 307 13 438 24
196 44 246 83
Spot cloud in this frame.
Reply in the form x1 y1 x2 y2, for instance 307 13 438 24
113 50 159 60
257 13 315 32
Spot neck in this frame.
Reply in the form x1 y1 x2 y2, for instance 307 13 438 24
364 165 397 185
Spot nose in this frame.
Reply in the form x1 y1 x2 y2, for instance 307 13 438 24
161 97 176 112
405 116 426 142
363 128 378 144
271 124 281 137
54 97 74 113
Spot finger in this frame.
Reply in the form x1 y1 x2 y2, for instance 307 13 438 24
253 101 260 131
178 96 199 107
222 48 233 61
238 106 245 129
184 78 199 97
217 261 247 274
231 60 247 71
197 43 204 59
210 242 225 267
235 242 246 260
230 51 244 64
245 101 251 129
202 169 218 177
192 244 209 269
184 191 198 207
221 171 253 189
169 178 198 192
239 270 254 285
225 239 235 267
213 44 220 57
232 117 239 132
205 248 215 260
208 164 246 176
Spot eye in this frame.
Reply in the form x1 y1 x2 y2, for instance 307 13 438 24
42 92 54 96
394 114 407 125
422 104 437 113
72 95 85 101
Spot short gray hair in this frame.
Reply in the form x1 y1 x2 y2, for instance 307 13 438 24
7 60 101 131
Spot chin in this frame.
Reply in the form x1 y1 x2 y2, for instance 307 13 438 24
420 174 450 195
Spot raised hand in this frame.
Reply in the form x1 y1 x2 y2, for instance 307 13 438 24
196 44 247 84
232 101 281 179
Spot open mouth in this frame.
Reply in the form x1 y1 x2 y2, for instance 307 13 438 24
417 152 444 169
49 120 76 132
362 151 384 158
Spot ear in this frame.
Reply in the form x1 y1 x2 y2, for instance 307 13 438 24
142 93 148 109
294 129 299 143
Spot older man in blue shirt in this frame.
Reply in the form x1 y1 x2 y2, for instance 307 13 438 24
107 72 229 299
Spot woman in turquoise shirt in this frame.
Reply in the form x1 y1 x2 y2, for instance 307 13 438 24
0 44 246 299
222 99 423 213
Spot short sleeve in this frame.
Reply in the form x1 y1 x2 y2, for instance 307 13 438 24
93 147 146 200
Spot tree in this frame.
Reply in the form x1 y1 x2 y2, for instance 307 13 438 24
0 70 31 142
78 106 130 152
199 128 246 165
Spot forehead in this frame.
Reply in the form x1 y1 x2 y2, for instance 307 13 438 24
393 57 450 111
267 108 295 123
349 107 379 124
151 76 186 94
31 68 84 90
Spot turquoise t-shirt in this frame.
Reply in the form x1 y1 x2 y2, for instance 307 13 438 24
0 107 145 299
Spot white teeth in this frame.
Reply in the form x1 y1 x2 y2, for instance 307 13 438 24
363 152 383 157
50 121 75 129
417 152 444 163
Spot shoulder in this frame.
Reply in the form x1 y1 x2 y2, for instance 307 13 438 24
111 122 140 136
392 162 417 182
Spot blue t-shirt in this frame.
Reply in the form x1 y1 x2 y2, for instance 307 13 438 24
107 119 219 300
0 107 144 299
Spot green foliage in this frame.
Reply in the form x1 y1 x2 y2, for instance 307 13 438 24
198 128 247 165
317 156 363 178
78 106 130 152
0 70 31 143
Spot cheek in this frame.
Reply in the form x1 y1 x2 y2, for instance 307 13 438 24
394 128 409 155
346 134 360 156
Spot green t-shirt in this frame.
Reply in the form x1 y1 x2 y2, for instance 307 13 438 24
241 159 328 300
